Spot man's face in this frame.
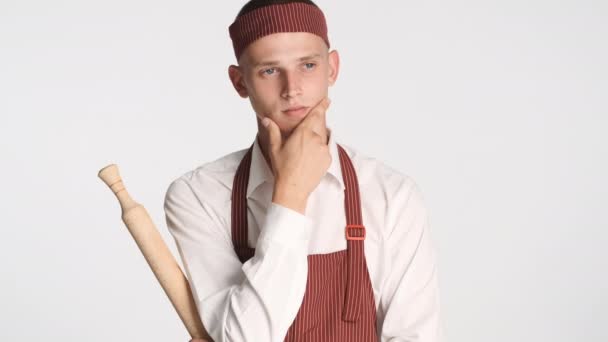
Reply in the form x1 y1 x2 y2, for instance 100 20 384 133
229 32 339 139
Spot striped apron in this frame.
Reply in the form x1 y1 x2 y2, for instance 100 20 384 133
231 143 378 341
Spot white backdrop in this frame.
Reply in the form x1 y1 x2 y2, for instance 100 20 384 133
1 0 606 341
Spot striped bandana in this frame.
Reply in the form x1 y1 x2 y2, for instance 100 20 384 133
228 2 331 62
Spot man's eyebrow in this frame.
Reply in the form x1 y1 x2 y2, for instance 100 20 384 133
253 53 321 68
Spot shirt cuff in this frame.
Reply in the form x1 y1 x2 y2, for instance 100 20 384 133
257 202 314 248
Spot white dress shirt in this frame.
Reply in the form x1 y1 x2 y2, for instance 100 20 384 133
163 126 443 342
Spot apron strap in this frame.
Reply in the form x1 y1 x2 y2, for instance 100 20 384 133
231 143 256 263
338 144 367 322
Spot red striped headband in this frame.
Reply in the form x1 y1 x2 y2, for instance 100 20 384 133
228 2 331 62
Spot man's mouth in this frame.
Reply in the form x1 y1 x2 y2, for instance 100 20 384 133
283 106 309 118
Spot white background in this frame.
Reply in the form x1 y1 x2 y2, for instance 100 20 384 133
1 0 606 341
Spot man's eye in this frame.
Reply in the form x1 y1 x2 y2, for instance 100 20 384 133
262 68 276 75
304 63 316 69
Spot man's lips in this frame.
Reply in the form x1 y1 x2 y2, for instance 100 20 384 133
283 106 307 112
282 106 309 118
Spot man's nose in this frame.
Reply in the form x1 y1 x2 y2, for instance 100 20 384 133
281 70 302 98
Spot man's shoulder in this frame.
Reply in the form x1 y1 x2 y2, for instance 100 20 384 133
341 142 428 233
165 146 249 205
339 141 416 194
177 147 248 182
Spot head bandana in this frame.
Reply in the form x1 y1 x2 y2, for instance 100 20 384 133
228 2 331 62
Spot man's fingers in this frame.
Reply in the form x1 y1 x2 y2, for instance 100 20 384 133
299 97 329 128
263 117 282 153
308 97 330 139
297 97 330 134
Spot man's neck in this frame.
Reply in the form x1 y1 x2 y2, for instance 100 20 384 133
257 133 273 172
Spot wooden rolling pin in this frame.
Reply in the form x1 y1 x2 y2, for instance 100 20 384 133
98 164 212 341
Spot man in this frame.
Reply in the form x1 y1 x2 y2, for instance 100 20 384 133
164 1 443 341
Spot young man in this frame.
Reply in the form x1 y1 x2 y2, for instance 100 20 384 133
164 1 443 341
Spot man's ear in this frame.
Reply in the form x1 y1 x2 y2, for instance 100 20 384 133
327 49 340 87
228 65 249 98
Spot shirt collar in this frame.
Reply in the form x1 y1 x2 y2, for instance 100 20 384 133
246 125 345 198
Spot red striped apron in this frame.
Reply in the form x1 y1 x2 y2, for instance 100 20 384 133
231 143 378 341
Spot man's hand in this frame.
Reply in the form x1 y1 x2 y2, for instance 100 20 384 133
262 96 332 214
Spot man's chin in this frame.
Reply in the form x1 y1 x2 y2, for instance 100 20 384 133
280 129 294 140
279 123 298 138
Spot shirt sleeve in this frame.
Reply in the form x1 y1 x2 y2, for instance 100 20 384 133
379 178 444 342
163 178 313 342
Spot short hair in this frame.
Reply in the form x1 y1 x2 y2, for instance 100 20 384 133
236 0 319 18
